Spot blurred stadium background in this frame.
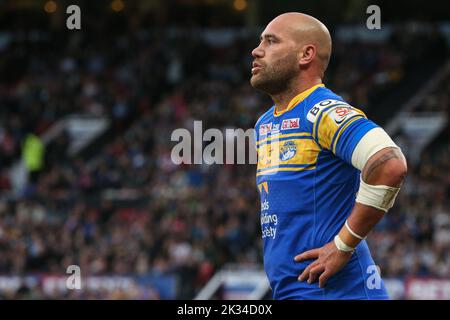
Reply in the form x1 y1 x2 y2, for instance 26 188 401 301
0 0 448 299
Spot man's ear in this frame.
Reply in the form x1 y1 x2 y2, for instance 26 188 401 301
299 44 316 67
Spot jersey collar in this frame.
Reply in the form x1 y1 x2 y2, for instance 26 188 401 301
273 83 325 117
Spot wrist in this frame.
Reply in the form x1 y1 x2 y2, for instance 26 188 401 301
338 221 364 248
334 235 355 253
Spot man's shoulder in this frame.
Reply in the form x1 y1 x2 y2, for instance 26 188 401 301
303 87 352 123
305 87 347 110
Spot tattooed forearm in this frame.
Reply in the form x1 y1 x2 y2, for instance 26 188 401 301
362 148 405 184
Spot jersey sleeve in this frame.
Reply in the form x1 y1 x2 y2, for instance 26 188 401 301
305 99 379 165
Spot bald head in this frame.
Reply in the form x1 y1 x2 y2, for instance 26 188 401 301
267 12 332 75
250 12 332 96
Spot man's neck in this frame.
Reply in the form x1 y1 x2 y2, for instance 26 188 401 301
272 78 322 114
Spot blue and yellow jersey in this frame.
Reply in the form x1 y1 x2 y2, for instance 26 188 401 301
255 84 389 300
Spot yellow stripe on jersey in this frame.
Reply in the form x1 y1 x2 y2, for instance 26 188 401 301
257 132 312 146
315 112 336 150
257 138 320 171
256 166 316 177
315 106 367 150
331 116 364 153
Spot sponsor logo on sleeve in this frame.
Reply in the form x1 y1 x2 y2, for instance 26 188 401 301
329 106 358 125
307 99 349 123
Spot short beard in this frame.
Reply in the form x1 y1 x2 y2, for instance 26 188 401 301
250 55 298 96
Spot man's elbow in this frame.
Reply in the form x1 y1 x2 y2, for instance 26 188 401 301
380 151 408 186
388 158 407 183
362 147 408 186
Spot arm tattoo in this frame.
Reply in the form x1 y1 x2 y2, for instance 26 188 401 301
362 148 404 183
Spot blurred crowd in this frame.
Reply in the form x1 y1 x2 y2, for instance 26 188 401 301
368 71 450 279
411 71 449 113
0 23 449 299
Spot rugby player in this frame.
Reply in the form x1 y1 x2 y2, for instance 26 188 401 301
251 12 407 299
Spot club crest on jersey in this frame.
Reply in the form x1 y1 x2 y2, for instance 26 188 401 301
259 123 272 136
281 118 299 130
279 141 297 161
